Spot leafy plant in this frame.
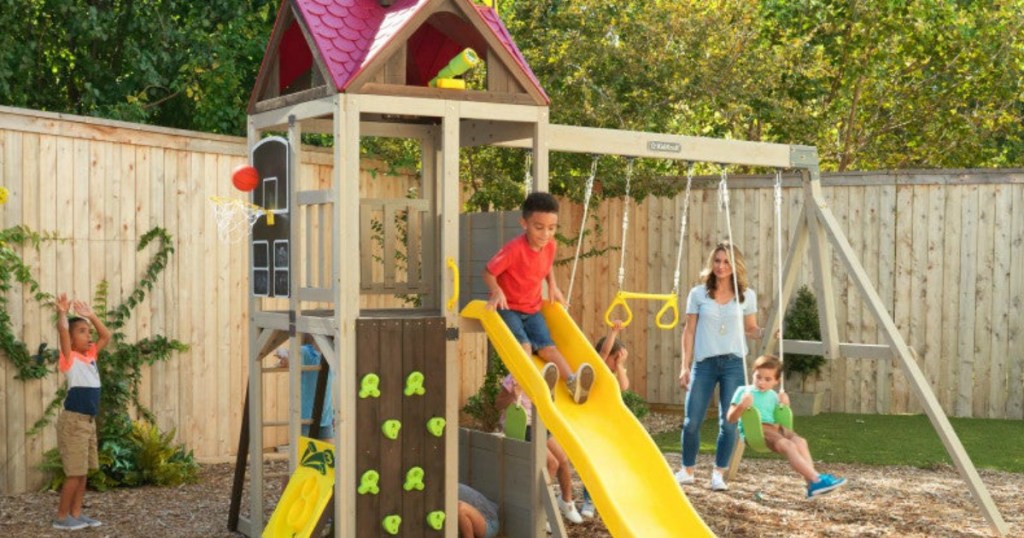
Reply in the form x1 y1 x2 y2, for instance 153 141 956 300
462 348 509 432
782 285 826 390
39 420 199 491
621 389 649 420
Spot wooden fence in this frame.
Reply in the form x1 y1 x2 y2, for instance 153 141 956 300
0 106 456 494
3 105 1021 494
550 170 1024 423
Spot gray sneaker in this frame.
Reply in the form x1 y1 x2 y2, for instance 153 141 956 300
52 516 87 530
566 363 595 404
77 514 102 527
541 363 559 400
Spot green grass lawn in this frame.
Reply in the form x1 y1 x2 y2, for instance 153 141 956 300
651 413 1024 474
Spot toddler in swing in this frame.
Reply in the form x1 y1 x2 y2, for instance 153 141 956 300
726 355 847 497
484 192 595 404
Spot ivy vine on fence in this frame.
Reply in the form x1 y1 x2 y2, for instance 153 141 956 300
1 225 196 488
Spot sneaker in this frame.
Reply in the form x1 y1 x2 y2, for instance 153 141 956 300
566 363 595 404
557 497 584 524
52 516 88 530
545 520 552 533
710 471 729 491
76 515 102 527
580 499 596 519
807 474 847 497
541 362 559 400
674 468 695 485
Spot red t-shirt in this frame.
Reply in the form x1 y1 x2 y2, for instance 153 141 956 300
485 234 556 314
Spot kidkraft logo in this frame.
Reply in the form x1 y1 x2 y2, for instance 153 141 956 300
647 141 681 153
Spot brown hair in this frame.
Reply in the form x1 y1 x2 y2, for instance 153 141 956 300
700 240 749 302
752 354 782 377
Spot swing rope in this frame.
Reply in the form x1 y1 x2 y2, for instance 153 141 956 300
774 169 786 392
671 163 695 295
566 155 600 306
615 158 635 290
717 167 748 381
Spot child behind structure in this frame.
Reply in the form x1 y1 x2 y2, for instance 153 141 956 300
726 355 847 498
483 192 594 404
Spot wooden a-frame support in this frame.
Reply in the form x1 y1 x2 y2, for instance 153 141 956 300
725 164 1009 537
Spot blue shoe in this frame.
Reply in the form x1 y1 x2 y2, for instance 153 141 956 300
807 474 847 497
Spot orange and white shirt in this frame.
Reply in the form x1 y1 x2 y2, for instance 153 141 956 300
59 343 101 416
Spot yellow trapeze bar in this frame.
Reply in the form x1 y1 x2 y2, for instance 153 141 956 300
603 290 679 330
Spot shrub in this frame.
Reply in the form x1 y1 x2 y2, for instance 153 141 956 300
40 420 198 491
621 389 649 419
782 285 827 390
462 348 509 432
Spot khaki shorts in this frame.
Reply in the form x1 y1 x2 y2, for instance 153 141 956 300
57 411 98 476
762 423 802 453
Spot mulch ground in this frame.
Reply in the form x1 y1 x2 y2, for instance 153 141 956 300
2 413 1021 537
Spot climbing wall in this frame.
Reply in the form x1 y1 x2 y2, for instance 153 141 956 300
356 316 448 537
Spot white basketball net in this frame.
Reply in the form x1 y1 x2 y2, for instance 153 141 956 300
209 196 265 243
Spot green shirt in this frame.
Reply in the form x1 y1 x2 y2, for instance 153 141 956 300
731 385 781 425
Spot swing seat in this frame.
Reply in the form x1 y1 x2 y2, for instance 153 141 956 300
503 402 529 441
740 405 794 453
603 290 679 330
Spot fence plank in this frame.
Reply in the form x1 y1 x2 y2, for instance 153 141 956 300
892 183 914 414
972 185 995 418
907 184 929 415
988 184 1011 418
956 185 979 417
924 185 945 413
875 180 897 413
1008 184 1024 419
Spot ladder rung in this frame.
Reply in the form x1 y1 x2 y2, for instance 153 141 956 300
261 366 323 373
262 419 313 427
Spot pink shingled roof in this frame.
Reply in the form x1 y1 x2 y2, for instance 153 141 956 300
288 0 547 102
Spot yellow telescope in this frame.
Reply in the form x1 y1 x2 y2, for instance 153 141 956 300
429 48 481 89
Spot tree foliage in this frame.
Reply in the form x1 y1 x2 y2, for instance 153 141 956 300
0 0 276 134
2 0 1021 205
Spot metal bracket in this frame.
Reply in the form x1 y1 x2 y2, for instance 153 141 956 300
445 327 460 341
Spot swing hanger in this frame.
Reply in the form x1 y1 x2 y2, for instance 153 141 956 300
603 156 680 330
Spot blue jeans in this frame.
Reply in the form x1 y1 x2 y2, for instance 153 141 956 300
497 309 555 351
680 354 744 469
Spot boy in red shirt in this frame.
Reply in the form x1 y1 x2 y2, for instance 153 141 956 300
53 293 112 530
484 192 595 404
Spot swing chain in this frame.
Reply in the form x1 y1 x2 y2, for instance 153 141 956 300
616 157 635 290
671 163 695 295
566 155 600 306
774 169 785 391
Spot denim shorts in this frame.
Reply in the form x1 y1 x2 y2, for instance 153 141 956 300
485 517 500 538
497 309 555 351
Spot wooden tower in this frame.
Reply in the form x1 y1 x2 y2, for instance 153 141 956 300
236 1 550 536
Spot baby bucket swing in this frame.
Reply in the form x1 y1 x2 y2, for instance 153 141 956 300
717 168 793 452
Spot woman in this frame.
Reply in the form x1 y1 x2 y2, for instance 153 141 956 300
676 241 762 491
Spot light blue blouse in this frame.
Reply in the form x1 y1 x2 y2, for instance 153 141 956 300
686 284 757 361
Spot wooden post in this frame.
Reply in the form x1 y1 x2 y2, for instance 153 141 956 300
809 190 1009 537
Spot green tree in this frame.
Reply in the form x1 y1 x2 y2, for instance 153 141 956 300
0 0 276 135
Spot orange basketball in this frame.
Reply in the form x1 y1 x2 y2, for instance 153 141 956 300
232 164 260 192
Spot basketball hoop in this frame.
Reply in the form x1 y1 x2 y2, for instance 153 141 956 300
209 196 273 243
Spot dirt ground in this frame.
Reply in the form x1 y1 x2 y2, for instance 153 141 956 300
2 413 1021 537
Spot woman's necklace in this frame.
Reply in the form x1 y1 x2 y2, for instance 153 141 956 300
717 290 733 335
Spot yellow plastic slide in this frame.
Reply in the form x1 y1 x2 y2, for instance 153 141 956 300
461 300 714 538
